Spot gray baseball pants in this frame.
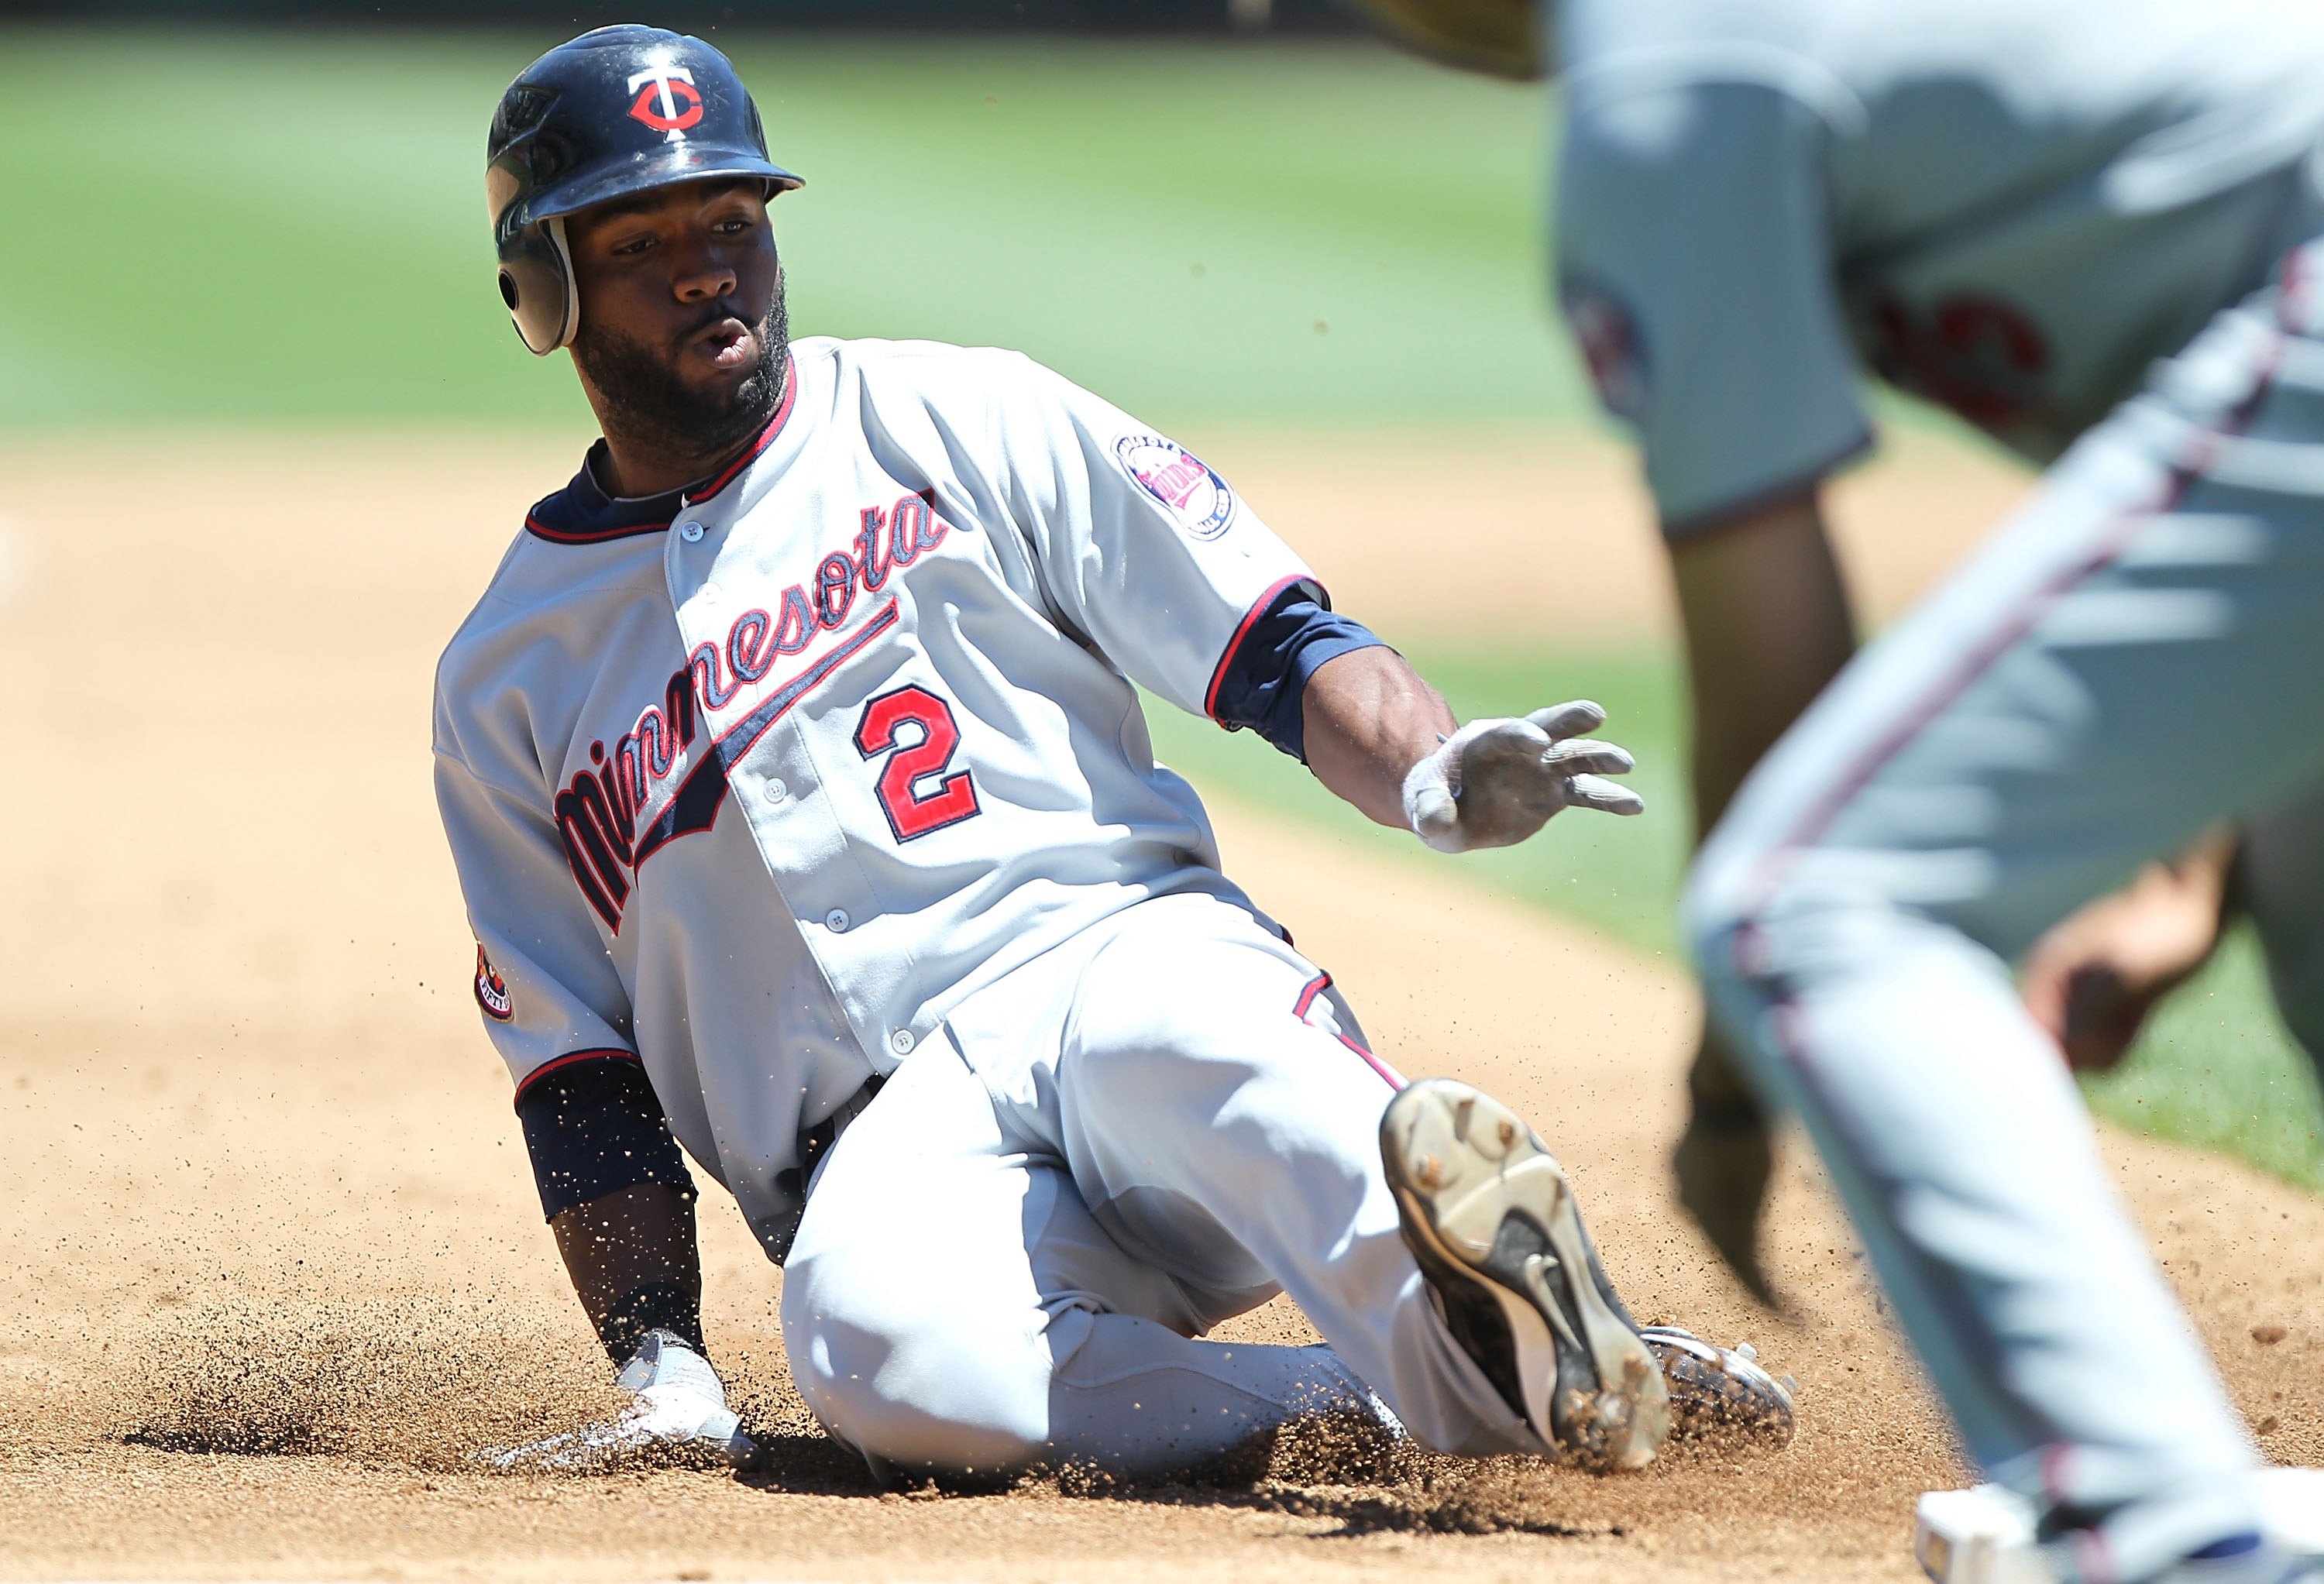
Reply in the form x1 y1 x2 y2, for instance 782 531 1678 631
780 891 1543 1482
1687 239 2324 1582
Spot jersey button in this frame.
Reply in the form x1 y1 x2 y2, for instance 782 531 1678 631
763 778 789 804
679 521 705 542
889 1029 916 1056
825 908 851 933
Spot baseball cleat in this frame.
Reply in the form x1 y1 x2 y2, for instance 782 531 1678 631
1381 1077 1669 1472
1640 1325 1797 1448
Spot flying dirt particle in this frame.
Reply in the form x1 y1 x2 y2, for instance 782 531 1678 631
986 1409 1765 1538
2251 1324 2288 1345
122 1294 614 1469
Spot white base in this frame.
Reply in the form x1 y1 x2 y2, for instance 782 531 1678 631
1914 1469 2324 1583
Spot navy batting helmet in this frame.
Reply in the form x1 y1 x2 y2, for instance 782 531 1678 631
486 26 804 355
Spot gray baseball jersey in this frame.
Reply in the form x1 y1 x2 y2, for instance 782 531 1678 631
1552 0 2324 531
432 336 1318 1259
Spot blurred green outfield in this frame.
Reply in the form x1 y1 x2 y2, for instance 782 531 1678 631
5 25 2315 1188
0 29 1582 428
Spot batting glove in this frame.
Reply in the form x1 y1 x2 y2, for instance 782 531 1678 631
480 1330 763 1472
1402 701 1643 854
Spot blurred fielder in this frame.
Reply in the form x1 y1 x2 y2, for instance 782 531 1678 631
1345 0 2324 1579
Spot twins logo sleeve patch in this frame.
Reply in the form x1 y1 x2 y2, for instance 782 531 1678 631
1115 435 1236 540
475 944 515 1022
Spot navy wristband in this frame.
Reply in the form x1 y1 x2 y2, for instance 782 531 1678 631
1208 582 1387 763
514 1053 695 1221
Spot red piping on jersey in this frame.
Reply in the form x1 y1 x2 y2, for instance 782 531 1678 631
1205 574 1310 722
686 356 800 507
524 510 673 545
511 1047 641 1109
521 356 799 545
1293 970 1405 1091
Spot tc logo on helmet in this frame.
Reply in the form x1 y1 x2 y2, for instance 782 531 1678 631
626 66 703 136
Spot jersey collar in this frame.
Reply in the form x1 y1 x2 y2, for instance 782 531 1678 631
523 356 799 545
683 357 798 508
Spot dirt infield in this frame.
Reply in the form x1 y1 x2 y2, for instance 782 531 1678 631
0 431 2313 1583
1189 419 2035 641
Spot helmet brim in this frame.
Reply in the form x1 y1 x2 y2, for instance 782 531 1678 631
520 147 803 235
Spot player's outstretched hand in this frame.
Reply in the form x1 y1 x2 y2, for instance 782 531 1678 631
478 1329 765 1473
1401 701 1643 854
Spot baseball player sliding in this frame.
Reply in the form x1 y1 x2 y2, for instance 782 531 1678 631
1343 0 2324 1579
435 26 1792 1485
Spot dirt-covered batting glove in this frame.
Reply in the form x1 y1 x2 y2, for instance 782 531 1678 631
1401 701 1644 854
480 1330 764 1472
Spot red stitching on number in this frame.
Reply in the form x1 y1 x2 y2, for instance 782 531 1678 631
854 684 982 842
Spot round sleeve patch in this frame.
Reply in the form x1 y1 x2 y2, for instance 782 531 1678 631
474 943 514 1022
1115 435 1236 540
1561 280 1649 421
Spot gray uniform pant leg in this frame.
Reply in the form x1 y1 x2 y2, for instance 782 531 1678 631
1041 892 1539 1460
1686 243 2324 1581
782 1035 1392 1483
783 891 1536 1482
2240 775 2324 1073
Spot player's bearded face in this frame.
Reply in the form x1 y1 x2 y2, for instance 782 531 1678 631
565 180 789 471
570 277 789 466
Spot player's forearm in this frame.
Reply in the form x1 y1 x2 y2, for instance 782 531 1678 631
1687 672 1837 842
1669 491 1856 840
1300 646 1459 829
550 1181 706 1361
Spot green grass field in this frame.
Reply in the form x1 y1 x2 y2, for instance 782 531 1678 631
0 29 1580 428
5 23 2316 1191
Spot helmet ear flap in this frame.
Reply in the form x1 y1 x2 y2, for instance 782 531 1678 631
500 215 579 356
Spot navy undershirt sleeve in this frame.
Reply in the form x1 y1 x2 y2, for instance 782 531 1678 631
514 1054 696 1222
1208 583 1388 764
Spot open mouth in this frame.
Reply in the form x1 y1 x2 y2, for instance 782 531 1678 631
686 315 756 373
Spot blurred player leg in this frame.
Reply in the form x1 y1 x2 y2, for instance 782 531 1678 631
2238 775 2324 1076
780 1031 1384 1483
1688 246 2324 1579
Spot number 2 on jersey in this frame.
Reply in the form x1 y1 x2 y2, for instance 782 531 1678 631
854 685 982 842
